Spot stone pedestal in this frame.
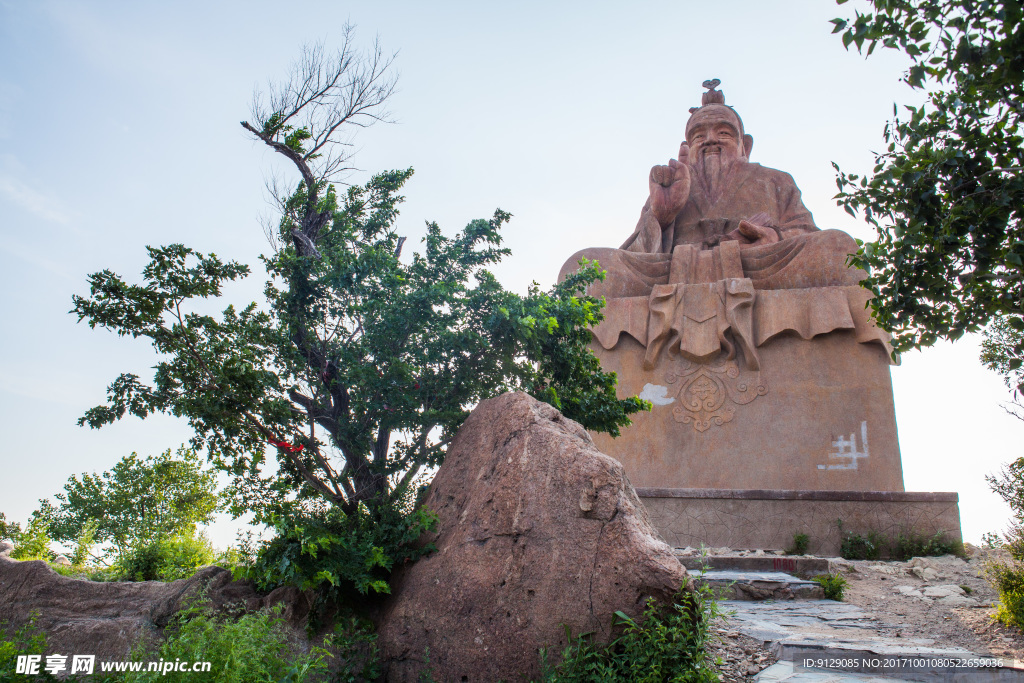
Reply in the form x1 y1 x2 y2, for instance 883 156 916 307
592 330 904 492
637 488 962 556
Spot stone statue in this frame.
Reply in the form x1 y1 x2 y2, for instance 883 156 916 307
562 82 860 299
558 81 905 494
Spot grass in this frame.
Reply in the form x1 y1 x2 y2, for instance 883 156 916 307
812 573 848 601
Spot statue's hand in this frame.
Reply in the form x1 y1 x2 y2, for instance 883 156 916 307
649 152 691 228
722 212 780 248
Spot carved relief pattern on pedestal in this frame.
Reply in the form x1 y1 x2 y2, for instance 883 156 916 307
665 358 768 432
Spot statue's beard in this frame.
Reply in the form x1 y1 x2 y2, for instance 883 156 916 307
694 148 735 201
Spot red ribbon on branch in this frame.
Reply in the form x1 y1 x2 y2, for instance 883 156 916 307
268 439 304 453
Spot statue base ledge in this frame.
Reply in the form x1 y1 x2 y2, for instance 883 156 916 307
635 488 962 557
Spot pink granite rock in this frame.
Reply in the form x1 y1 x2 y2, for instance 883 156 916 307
0 559 308 661
376 392 688 681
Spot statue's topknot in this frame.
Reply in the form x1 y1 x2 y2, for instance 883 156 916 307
689 78 724 113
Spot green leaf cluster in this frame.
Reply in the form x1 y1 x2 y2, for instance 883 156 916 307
45 447 220 556
539 586 719 683
72 168 644 533
832 0 1024 368
240 491 437 623
812 573 848 601
0 616 57 683
120 605 334 683
114 532 218 582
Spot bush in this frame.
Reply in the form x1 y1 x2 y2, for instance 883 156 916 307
787 533 809 556
539 584 720 682
839 531 882 561
890 531 963 561
987 562 1024 630
241 497 437 622
115 532 216 582
813 573 848 601
0 615 58 683
11 516 53 562
835 520 880 561
121 605 332 683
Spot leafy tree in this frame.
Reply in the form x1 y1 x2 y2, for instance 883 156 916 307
46 446 220 554
0 512 20 541
71 38 645 596
831 0 1024 379
10 513 53 561
982 315 1024 420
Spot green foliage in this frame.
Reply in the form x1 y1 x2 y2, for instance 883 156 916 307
70 518 99 567
787 532 810 556
328 616 382 683
121 605 332 683
72 171 644 526
11 515 53 562
0 615 57 683
0 512 21 541
837 521 882 561
831 0 1024 368
73 50 645 607
538 587 719 682
988 561 1024 630
813 573 848 601
982 531 1004 549
114 532 217 582
241 494 437 620
890 531 962 560
46 447 220 555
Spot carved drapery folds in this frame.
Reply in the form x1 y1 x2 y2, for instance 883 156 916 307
593 282 894 371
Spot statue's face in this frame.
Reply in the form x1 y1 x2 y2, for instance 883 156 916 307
685 108 744 165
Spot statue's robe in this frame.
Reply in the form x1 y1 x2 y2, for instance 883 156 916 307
558 161 892 370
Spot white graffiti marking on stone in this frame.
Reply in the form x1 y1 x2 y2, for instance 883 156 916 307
817 421 869 471
639 383 676 406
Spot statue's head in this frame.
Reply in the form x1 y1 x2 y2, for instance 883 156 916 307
684 82 754 165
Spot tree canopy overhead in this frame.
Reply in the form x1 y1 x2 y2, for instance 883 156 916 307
831 0 1024 369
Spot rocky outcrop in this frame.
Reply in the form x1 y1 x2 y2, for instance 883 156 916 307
376 392 688 681
0 558 309 661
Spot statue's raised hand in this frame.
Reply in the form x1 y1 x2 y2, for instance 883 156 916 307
648 143 691 228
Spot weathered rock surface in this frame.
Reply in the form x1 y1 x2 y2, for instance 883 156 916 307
0 558 308 661
376 392 689 682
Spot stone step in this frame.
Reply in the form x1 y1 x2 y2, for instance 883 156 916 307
720 600 1024 682
677 552 831 577
697 571 825 601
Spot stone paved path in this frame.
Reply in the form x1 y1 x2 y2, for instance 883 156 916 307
715 588 1020 682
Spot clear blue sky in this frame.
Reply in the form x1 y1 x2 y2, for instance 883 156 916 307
0 0 1018 548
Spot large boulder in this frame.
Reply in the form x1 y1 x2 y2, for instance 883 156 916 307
0 559 308 661
376 392 688 681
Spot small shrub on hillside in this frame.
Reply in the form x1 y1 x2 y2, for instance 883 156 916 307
786 533 809 556
538 584 720 682
813 573 848 601
70 519 100 567
115 532 216 582
0 615 58 683
891 531 963 561
11 516 54 562
121 605 331 683
987 562 1024 630
982 531 1004 549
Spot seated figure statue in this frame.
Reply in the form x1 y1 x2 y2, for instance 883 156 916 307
558 81 903 493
